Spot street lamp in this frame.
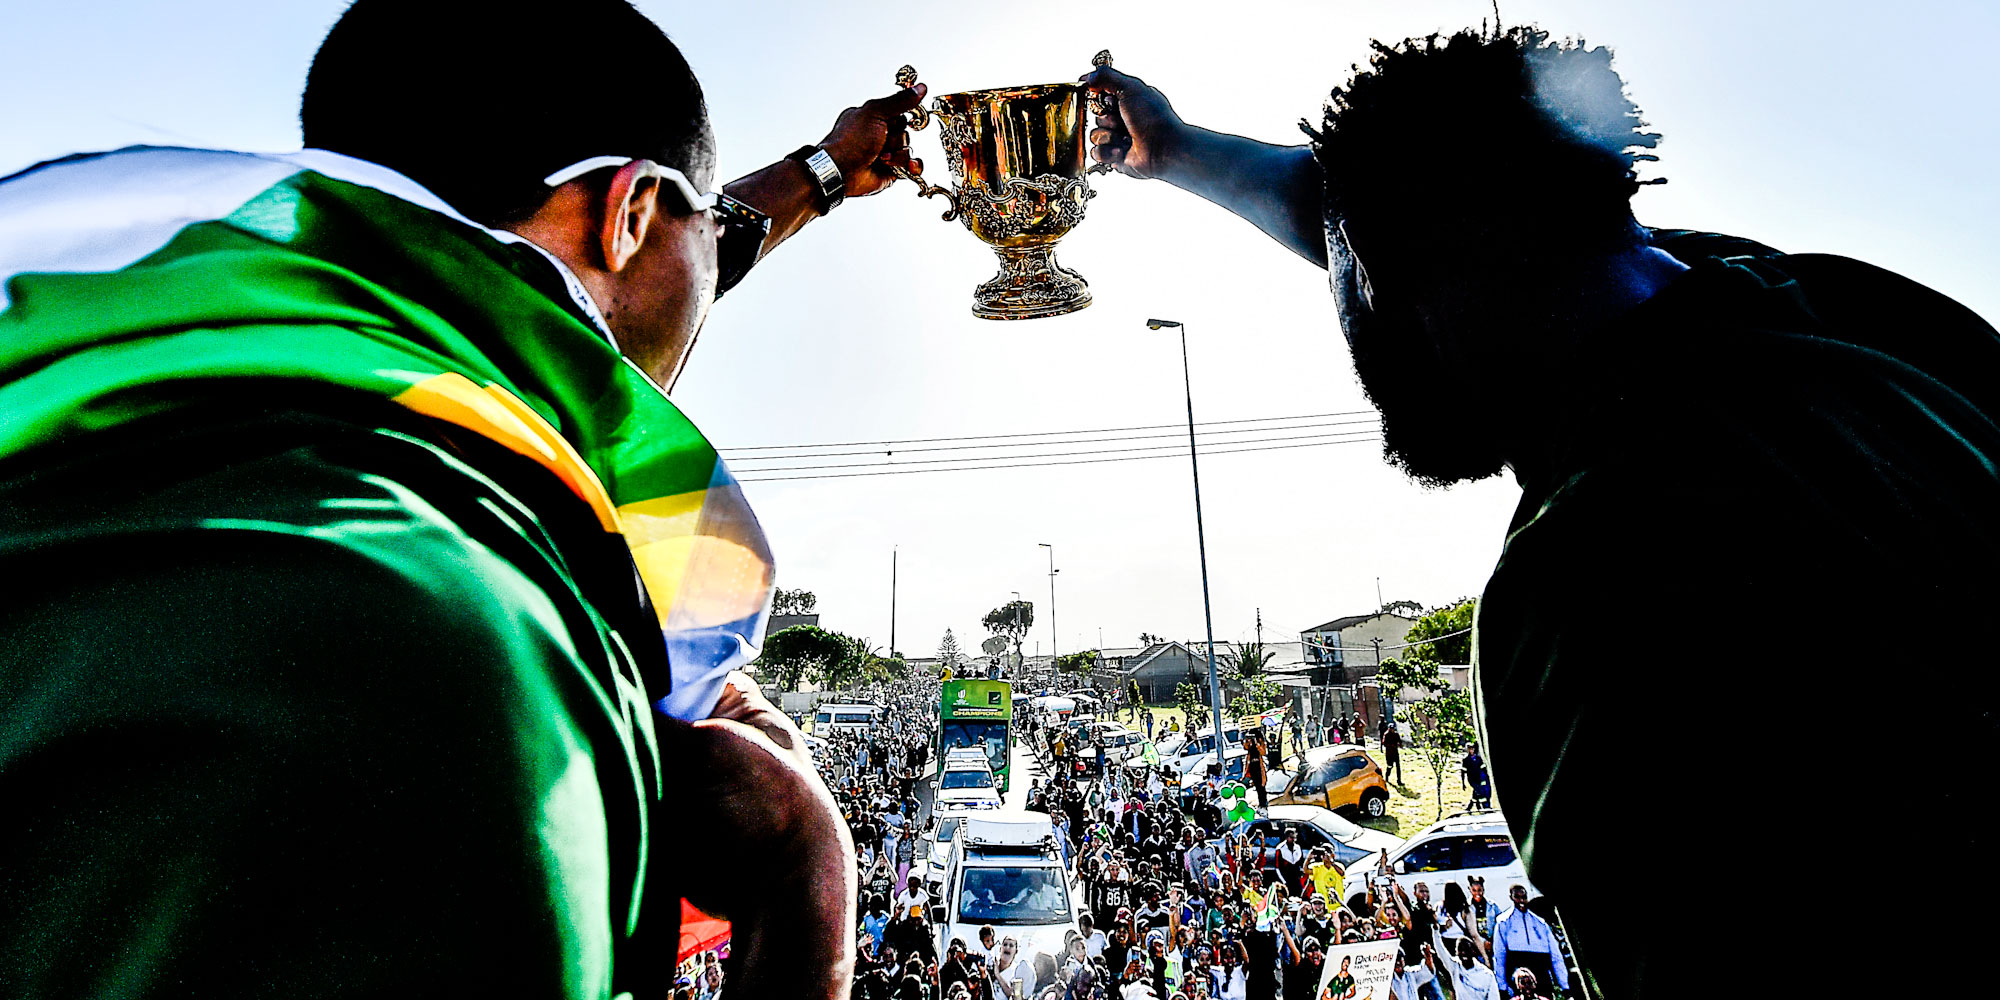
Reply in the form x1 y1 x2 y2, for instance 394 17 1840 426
1145 318 1227 754
1039 543 1058 677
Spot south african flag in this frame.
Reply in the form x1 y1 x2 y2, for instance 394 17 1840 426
0 146 775 720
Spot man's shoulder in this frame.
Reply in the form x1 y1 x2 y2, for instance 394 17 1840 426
1 404 640 685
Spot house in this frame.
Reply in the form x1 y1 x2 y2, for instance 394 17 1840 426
1087 639 1311 706
766 612 820 636
1299 612 1416 684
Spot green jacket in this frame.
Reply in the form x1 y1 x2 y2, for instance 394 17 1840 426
0 147 770 998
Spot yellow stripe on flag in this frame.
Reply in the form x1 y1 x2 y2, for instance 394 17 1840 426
393 372 618 532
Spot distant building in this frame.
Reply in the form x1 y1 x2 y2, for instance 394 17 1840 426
766 613 820 635
1299 612 1416 685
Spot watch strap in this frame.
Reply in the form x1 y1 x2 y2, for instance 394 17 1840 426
787 144 845 214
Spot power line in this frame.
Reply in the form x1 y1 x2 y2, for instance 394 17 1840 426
717 409 1379 453
737 434 1383 483
725 415 1383 462
734 427 1382 475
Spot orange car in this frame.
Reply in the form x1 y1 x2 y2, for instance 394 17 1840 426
1269 745 1392 818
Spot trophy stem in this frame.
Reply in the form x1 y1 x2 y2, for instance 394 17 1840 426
972 245 1093 321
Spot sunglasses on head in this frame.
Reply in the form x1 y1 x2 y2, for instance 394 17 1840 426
543 156 770 299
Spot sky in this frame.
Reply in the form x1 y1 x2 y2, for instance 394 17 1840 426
4 0 1995 661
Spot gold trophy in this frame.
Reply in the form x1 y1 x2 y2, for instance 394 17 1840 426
892 53 1115 320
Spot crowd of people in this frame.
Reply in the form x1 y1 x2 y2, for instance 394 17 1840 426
811 667 1565 1000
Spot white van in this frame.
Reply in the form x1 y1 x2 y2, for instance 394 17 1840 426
811 702 881 735
936 812 1078 969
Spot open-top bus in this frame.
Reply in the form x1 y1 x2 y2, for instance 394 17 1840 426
938 678 1013 793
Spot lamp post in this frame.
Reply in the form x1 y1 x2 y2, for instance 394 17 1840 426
1146 318 1227 753
1039 543 1058 677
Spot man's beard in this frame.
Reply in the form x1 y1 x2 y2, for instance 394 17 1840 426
1340 300 1508 489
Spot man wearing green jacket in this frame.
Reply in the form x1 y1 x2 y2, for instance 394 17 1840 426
0 1 920 996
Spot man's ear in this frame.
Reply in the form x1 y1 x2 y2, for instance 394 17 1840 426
600 159 662 272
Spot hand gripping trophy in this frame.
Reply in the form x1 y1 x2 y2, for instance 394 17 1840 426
890 52 1116 320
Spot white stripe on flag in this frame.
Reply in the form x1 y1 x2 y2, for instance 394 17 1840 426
0 148 297 311
0 146 612 341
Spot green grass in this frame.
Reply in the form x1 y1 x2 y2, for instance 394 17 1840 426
1116 703 1482 838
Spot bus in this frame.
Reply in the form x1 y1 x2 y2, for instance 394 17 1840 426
938 678 1014 793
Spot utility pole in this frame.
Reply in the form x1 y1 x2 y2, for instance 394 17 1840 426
1039 543 1058 675
1255 607 1263 647
1146 318 1227 750
1376 576 1384 612
889 546 898 658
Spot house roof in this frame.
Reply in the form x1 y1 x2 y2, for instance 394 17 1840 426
1302 612 1410 634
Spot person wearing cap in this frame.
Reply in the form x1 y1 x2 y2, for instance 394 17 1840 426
1277 929 1324 1000
941 938 982 1000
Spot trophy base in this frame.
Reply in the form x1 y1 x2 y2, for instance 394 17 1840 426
971 245 1092 321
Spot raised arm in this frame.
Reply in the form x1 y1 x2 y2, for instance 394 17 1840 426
1081 65 1327 268
722 83 927 258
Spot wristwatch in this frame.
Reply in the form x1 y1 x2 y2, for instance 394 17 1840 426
787 144 845 214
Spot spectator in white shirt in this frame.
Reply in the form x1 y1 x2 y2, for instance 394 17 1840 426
894 875 930 922
991 935 1037 1000
1490 885 1568 995
1387 947 1434 1000
1442 939 1502 1000
1079 913 1109 960
1275 827 1306 891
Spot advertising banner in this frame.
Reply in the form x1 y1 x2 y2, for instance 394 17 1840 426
1317 940 1400 1000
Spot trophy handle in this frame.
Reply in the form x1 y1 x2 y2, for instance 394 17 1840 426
891 65 961 221
894 65 934 132
1084 50 1116 176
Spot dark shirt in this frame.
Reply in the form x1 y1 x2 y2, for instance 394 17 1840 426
1282 956 1324 1000
1475 230 1999 998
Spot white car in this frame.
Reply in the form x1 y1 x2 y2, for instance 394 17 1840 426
919 813 965 898
1065 721 1145 777
936 751 1004 811
1241 804 1404 869
935 812 1080 969
1339 810 1543 917
1161 725 1246 776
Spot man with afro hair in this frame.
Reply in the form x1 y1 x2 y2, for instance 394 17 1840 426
1084 25 1996 998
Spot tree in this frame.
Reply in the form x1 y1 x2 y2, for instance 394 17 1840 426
1056 649 1098 674
873 650 911 683
759 624 850 693
1401 689 1478 820
1372 656 1446 705
1381 603 1479 818
982 600 1034 669
1138 632 1166 647
1220 640 1275 678
936 629 964 670
1379 598 1425 618
1401 598 1475 668
1227 674 1283 718
808 632 876 691
772 587 817 616
1174 680 1206 724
